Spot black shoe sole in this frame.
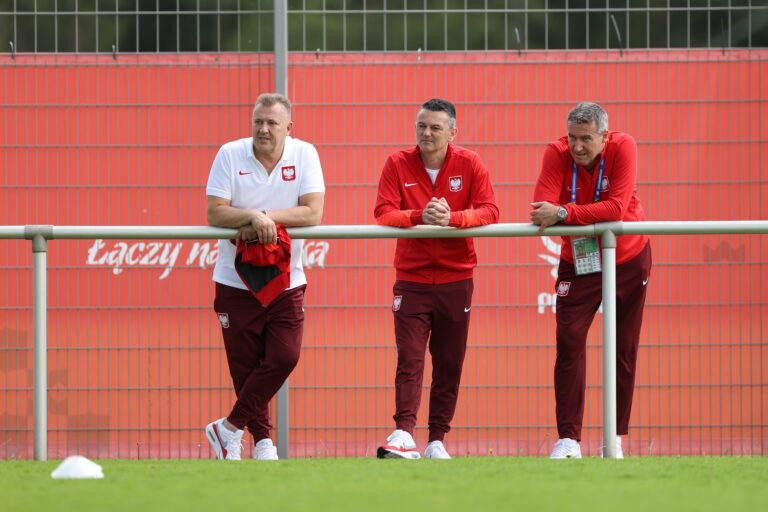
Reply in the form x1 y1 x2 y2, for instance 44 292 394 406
377 446 419 459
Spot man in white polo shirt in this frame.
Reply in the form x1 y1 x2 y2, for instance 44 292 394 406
204 93 325 460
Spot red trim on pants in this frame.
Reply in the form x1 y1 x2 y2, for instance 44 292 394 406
214 282 305 442
554 242 651 441
391 278 474 442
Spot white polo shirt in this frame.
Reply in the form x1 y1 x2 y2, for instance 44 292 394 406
206 136 325 291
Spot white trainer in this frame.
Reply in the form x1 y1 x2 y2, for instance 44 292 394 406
253 438 279 460
549 438 582 459
204 418 243 460
600 436 625 459
376 429 421 459
424 440 451 459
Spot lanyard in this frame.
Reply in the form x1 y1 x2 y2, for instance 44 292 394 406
571 156 606 204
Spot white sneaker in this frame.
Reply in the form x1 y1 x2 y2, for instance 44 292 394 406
205 418 243 460
376 429 421 459
600 436 625 459
253 438 279 460
549 438 582 459
424 440 451 459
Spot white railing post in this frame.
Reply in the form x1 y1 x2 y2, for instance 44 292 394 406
274 0 290 461
274 0 288 95
26 227 52 461
601 229 618 458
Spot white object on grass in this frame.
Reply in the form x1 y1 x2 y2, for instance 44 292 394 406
51 455 104 479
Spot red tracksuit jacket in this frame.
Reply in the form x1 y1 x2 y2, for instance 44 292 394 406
374 143 499 284
533 131 649 265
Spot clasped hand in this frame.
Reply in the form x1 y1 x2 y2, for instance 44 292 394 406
422 197 451 226
235 210 278 245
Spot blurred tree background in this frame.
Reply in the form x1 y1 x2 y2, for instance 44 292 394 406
1 0 766 53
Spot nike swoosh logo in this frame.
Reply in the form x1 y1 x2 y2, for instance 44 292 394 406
464 307 471 313
239 171 252 175
642 278 649 286
404 182 417 187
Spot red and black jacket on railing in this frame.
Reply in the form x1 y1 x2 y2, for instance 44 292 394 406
233 226 292 306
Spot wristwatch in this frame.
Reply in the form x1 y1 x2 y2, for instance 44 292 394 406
556 206 568 222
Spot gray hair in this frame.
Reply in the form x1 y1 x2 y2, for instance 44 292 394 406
567 102 608 133
253 93 291 118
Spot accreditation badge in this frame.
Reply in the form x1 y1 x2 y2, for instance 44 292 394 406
571 236 602 275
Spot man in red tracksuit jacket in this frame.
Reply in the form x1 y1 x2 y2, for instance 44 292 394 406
374 98 499 459
530 102 652 459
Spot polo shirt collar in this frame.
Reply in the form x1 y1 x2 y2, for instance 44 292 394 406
247 135 294 165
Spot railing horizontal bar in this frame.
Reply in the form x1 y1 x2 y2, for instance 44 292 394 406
0 226 25 238
0 221 764 242
47 223 581 239
619 221 768 235
51 226 237 240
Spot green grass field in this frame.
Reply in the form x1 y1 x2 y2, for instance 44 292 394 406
3 457 767 512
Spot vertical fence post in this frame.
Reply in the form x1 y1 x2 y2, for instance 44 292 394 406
601 229 617 458
274 0 288 95
26 227 51 461
274 0 290 460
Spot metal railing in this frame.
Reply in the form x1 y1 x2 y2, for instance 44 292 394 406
3 220 768 460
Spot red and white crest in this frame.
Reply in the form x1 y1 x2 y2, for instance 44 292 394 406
392 295 402 312
600 176 610 192
217 312 230 328
556 282 571 296
449 175 463 192
281 166 296 181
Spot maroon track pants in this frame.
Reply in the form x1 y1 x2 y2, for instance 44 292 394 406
214 282 305 442
554 242 652 441
392 279 474 442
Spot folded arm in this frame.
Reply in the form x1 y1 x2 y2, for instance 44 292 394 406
207 192 324 244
